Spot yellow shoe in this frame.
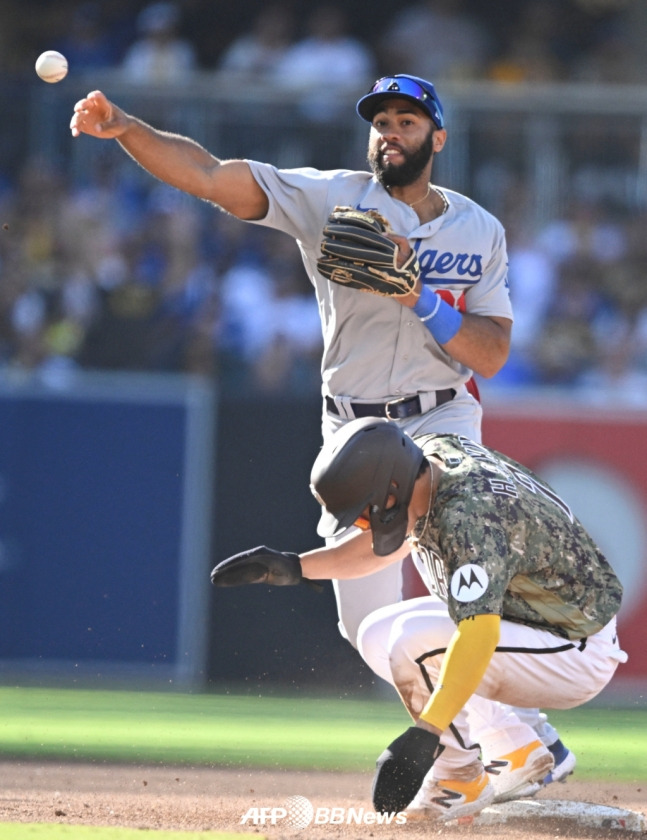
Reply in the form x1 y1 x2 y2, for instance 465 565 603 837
485 739 554 803
405 763 495 822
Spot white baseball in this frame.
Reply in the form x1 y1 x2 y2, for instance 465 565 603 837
35 51 68 83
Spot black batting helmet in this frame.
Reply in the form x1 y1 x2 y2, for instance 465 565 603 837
310 417 425 556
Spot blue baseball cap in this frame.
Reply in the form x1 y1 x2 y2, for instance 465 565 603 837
356 75 444 129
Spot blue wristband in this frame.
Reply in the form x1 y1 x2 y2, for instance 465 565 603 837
413 285 462 344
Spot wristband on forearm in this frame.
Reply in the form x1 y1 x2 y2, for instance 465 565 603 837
413 285 462 344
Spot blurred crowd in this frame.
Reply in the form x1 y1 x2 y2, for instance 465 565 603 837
2 0 646 85
0 0 646 399
496 200 647 401
0 156 323 393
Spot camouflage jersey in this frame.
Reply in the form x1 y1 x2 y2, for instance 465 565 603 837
409 434 623 640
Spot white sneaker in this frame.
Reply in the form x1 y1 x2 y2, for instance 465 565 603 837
545 739 576 785
405 760 495 822
485 739 554 803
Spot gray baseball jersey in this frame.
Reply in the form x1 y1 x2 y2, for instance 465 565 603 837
246 164 513 400
410 434 623 640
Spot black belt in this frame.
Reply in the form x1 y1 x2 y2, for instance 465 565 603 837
325 389 455 421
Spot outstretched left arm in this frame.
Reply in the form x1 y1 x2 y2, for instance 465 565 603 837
211 530 409 587
300 530 410 579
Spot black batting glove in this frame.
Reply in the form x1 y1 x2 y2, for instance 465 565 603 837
210 545 303 587
372 726 443 814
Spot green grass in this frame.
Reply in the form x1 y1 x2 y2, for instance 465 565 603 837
532 707 647 783
0 686 406 771
0 686 644 781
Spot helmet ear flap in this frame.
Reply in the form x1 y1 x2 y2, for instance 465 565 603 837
368 479 411 556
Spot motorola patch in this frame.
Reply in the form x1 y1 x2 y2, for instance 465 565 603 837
450 564 489 602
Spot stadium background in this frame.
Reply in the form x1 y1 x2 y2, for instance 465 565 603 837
0 0 645 702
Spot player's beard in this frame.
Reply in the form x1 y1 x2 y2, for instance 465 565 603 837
368 127 435 189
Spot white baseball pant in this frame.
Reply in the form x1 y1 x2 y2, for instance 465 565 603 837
357 596 627 777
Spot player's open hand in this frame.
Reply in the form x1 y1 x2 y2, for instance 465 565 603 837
70 90 127 139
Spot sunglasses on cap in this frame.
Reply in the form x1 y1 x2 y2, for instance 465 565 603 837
356 76 444 129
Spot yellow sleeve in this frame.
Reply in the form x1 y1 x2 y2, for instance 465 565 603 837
418 614 500 732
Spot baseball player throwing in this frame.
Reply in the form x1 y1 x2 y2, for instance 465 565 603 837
212 418 627 821
70 73 571 793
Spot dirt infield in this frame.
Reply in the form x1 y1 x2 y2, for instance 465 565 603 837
0 760 644 839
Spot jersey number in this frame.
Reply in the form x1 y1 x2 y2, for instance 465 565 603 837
413 544 448 601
